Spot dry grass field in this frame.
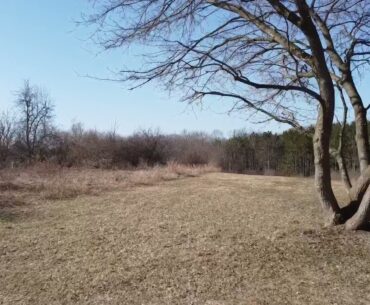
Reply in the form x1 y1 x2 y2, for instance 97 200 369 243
1 167 370 305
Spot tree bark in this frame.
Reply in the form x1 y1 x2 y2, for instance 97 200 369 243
313 100 342 225
341 75 370 173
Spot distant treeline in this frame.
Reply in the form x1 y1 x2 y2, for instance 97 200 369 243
0 81 362 176
0 112 362 176
221 124 359 176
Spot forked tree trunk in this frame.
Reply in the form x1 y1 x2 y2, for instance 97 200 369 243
335 75 370 227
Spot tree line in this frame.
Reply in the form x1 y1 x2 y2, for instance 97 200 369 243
0 81 363 177
220 123 360 177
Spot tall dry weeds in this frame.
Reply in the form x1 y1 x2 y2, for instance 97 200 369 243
0 163 219 201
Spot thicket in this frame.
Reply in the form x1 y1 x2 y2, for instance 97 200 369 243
0 81 362 176
0 108 362 176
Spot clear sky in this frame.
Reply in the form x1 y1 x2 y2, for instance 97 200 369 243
0 1 369 136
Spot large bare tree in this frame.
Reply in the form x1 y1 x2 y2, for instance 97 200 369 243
85 0 370 229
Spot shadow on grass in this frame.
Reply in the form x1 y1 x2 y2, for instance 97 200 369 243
0 210 19 222
0 194 27 223
0 182 24 192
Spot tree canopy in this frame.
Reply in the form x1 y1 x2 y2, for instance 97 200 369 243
85 0 370 230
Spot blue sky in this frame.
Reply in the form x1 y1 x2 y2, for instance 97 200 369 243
0 1 369 136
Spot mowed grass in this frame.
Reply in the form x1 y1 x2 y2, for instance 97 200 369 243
1 171 370 305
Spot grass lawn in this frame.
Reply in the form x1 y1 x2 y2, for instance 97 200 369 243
1 171 370 305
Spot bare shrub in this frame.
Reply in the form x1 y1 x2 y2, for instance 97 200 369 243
52 123 120 168
0 111 16 167
166 132 222 166
113 129 167 168
14 81 55 161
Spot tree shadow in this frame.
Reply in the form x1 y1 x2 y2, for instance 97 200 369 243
0 194 27 223
360 223 370 232
340 200 360 222
0 182 24 192
0 210 19 222
340 201 370 232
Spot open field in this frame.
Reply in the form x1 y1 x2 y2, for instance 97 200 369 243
1 170 370 305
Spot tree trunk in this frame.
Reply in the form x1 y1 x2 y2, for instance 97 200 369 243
337 156 352 192
349 166 370 202
294 0 342 225
313 104 342 225
330 148 352 193
345 185 370 230
342 76 370 173
331 84 352 193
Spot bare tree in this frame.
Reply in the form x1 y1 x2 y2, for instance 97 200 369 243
85 0 370 229
15 80 55 161
0 111 15 165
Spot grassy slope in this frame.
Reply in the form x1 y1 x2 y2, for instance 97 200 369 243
1 173 370 305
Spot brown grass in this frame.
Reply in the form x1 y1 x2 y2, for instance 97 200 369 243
1 170 370 304
0 162 219 200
